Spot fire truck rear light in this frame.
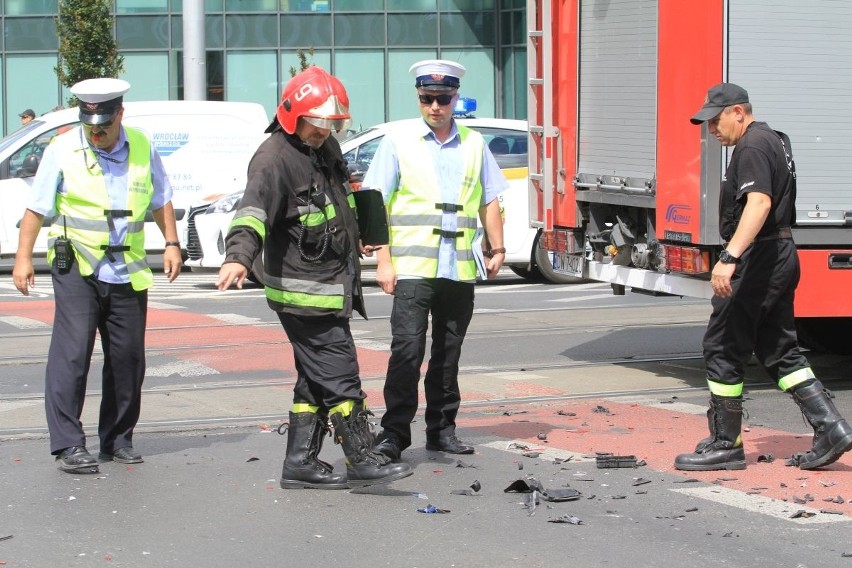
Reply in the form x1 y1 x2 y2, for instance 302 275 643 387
658 245 709 274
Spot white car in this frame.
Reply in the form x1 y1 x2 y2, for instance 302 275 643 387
184 118 576 283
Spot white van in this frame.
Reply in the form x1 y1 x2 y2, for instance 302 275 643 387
0 101 268 258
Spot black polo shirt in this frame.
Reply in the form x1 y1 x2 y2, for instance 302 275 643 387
719 121 795 242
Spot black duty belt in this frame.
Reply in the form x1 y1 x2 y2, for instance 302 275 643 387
754 227 793 243
435 202 463 212
104 209 133 218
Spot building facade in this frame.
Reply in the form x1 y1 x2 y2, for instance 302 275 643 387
1 0 527 136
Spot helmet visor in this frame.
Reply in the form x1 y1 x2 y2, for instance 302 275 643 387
303 116 352 132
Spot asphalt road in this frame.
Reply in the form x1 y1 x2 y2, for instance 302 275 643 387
2 270 852 567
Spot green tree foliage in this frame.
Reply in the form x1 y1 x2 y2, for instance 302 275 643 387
289 48 315 77
54 0 125 106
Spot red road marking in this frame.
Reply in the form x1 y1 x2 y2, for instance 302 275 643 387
459 400 852 511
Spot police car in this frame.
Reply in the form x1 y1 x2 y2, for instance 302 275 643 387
184 111 577 283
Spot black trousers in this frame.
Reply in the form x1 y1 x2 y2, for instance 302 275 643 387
277 312 365 411
703 238 810 386
45 264 147 455
381 278 475 449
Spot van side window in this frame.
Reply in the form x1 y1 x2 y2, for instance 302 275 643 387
7 123 77 179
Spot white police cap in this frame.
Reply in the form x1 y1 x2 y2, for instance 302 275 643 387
409 59 466 92
70 78 130 125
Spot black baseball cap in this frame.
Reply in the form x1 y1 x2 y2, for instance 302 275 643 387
690 83 749 125
19 108 35 119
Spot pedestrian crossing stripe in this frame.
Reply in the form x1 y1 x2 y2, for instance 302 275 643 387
0 316 49 329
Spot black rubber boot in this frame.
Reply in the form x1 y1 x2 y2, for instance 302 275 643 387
674 395 746 471
790 380 852 470
280 412 349 490
330 403 413 486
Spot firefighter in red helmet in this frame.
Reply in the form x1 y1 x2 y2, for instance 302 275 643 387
217 67 412 489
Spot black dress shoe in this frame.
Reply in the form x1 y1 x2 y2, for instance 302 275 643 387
374 432 403 462
99 447 144 464
56 446 99 473
425 434 474 455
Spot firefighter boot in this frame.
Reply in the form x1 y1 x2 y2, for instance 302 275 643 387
330 402 413 486
674 395 746 471
280 412 349 490
790 380 852 470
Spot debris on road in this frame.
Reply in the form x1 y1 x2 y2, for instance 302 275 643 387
417 504 450 514
548 514 583 525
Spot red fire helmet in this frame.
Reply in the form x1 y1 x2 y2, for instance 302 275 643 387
275 66 352 135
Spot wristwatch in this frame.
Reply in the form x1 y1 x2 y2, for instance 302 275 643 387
718 250 741 264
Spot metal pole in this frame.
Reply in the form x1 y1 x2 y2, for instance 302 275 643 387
182 0 206 100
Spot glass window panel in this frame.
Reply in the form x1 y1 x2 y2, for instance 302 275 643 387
4 17 58 50
5 55 61 134
442 48 495 117
117 15 170 49
123 53 170 100
206 50 225 100
279 0 329 11
225 14 278 47
388 13 437 46
170 0 225 11
280 49 331 87
226 51 277 115
116 0 168 14
440 12 494 46
225 0 278 11
387 0 435 10
334 50 384 133
172 15 225 49
5 0 56 15
279 14 331 47
387 49 435 122
439 0 494 10
333 13 384 47
333 0 382 11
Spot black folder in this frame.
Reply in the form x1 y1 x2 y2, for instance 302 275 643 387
353 189 389 245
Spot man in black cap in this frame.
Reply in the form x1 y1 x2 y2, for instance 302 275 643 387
13 77 182 474
675 82 852 472
19 108 35 125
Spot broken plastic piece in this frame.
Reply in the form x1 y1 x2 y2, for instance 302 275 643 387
595 454 639 469
819 509 844 515
556 410 577 416
790 510 815 519
502 410 528 416
504 478 544 493
246 457 259 462
541 488 581 502
592 405 612 415
417 504 450 514
470 480 481 492
522 451 542 458
548 514 583 525
507 442 530 451
756 453 774 463
455 459 476 468
537 433 548 441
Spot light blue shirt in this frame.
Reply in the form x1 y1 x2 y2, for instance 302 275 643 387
28 126 173 284
362 118 508 280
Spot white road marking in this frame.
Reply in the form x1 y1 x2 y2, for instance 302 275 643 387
207 313 263 325
0 316 50 329
146 360 220 378
671 486 851 524
482 439 592 463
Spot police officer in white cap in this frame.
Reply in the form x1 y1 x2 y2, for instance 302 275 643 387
13 77 182 474
363 60 508 462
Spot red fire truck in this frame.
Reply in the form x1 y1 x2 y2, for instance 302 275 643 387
527 0 852 353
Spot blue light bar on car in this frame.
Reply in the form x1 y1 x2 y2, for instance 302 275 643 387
453 97 477 117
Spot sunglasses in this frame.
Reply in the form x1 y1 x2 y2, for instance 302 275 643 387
418 94 455 106
83 118 116 130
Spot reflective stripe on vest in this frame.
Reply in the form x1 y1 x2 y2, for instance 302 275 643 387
263 273 345 310
48 127 155 290
389 124 483 279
